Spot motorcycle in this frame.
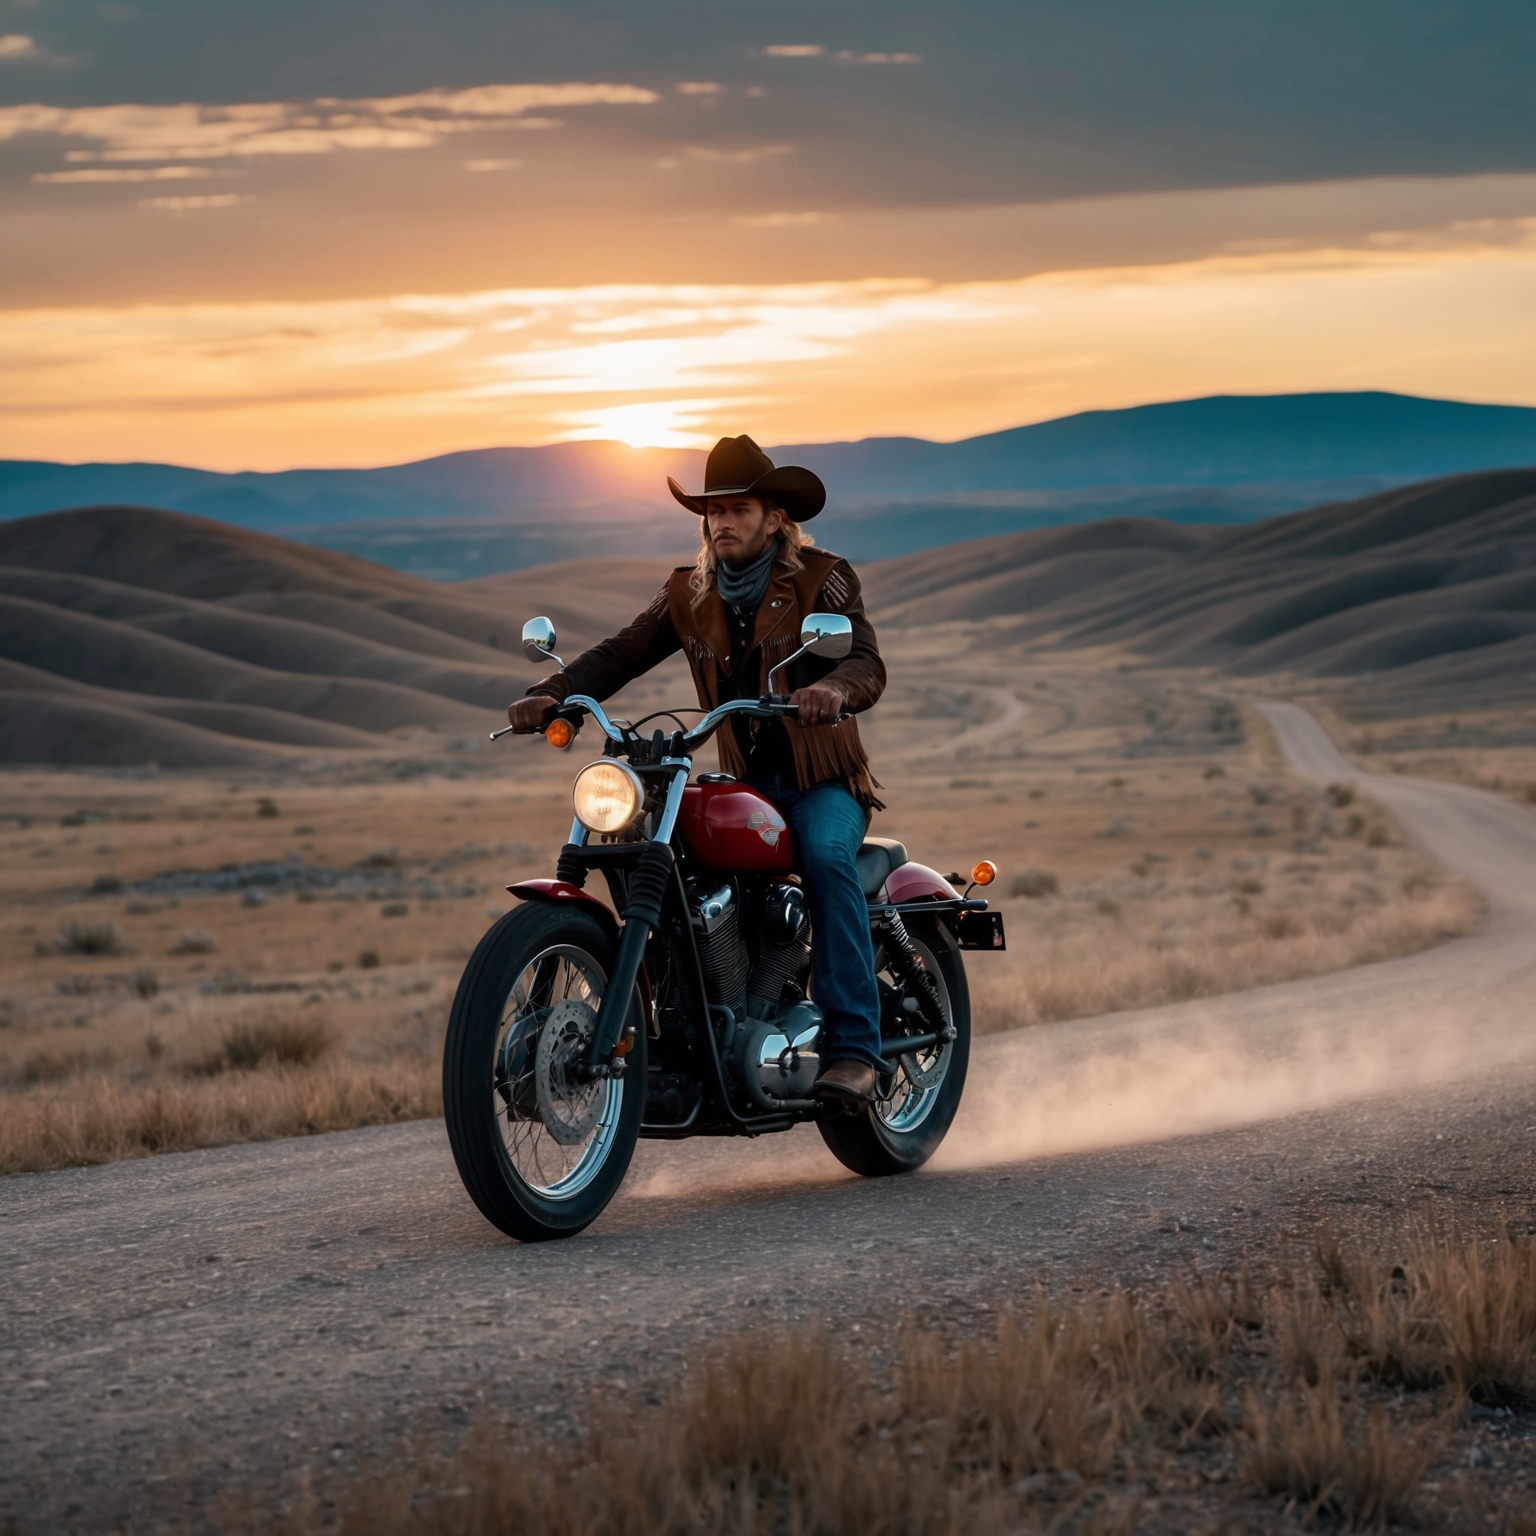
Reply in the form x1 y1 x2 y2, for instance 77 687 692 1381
442 611 1006 1241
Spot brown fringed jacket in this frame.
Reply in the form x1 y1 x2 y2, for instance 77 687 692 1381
525 547 886 807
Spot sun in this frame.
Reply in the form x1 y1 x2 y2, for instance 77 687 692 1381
562 400 716 449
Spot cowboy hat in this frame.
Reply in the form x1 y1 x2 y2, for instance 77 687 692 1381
667 435 826 521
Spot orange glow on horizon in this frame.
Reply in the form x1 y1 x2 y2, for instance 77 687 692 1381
4 229 1536 470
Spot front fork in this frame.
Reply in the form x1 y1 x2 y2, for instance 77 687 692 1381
583 763 692 1080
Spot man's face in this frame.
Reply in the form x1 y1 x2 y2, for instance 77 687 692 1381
704 496 783 566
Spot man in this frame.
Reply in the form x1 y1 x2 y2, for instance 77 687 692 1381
506 435 888 1108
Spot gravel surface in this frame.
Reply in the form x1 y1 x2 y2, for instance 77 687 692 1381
4 704 1536 1532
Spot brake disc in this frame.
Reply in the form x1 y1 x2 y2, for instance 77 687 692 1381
535 998 607 1146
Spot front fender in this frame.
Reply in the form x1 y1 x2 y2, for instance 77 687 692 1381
506 878 619 937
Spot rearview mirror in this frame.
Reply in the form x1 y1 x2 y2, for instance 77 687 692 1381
522 616 563 668
799 612 853 661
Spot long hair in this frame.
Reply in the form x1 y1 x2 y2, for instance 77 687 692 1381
688 505 814 605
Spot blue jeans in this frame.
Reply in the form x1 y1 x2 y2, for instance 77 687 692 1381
748 777 884 1072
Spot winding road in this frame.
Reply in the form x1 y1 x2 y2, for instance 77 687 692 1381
5 704 1536 1531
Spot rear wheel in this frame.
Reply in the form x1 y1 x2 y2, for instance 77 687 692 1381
817 917 970 1177
443 902 646 1241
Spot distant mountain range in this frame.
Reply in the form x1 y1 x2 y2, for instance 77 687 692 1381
5 392 1536 578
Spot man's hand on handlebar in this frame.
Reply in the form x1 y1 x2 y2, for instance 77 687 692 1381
507 695 558 734
788 683 846 727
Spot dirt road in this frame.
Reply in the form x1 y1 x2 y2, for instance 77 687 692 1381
4 705 1536 1532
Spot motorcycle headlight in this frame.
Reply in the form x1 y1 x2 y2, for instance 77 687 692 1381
572 760 645 835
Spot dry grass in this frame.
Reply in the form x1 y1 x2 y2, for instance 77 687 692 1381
972 871 1480 1032
1314 1218 1536 1408
0 1057 438 1174
243 1221 1536 1535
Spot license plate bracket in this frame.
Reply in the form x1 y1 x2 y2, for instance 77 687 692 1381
955 910 1006 951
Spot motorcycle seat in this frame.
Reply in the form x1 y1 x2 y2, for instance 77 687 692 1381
856 837 909 898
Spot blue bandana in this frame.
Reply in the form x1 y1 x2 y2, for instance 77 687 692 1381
714 540 777 610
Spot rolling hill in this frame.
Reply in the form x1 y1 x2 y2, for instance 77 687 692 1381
866 468 1536 714
2 468 1533 767
6 392 1536 579
0 507 670 768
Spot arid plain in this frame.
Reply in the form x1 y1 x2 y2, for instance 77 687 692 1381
4 475 1536 1531
0 579 1486 1172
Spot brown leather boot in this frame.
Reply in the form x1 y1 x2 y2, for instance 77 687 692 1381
813 1059 879 1110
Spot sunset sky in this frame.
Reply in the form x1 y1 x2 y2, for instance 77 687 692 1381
3 1 1535 469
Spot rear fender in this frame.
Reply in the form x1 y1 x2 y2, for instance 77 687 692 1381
883 861 961 905
505 879 653 1033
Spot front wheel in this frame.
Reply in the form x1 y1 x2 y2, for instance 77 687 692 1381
443 902 646 1241
817 917 970 1177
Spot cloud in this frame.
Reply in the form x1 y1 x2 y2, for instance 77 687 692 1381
139 193 244 211
733 211 828 228
676 81 723 96
834 51 921 65
762 44 823 58
684 143 793 164
462 157 522 172
0 80 659 163
32 165 218 183
9 225 1536 468
0 31 38 57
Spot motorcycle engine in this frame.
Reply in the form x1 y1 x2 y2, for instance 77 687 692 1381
690 879 819 1106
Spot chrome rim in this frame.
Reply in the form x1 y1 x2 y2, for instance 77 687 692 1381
492 943 625 1200
876 935 953 1135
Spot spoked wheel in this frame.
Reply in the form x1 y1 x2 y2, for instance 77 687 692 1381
443 903 645 1241
818 917 970 1177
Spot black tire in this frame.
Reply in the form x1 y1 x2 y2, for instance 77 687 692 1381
443 902 646 1241
817 917 971 1177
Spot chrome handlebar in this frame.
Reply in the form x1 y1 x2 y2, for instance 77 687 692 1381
680 696 796 748
489 693 797 749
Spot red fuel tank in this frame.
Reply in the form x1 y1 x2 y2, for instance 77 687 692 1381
678 781 797 872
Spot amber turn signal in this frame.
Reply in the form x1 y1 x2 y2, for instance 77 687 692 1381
544 717 574 750
970 860 998 887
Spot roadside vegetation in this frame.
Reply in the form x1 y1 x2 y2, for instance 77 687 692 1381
246 1216 1536 1534
968 777 1480 1033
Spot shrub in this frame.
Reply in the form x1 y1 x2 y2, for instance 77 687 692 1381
22 1049 88 1085
1327 782 1355 808
54 920 122 955
191 1020 332 1076
358 949 381 969
231 1021 330 1071
380 901 409 918
170 929 217 955
1263 911 1305 940
90 873 122 894
1009 868 1058 899
256 797 279 819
